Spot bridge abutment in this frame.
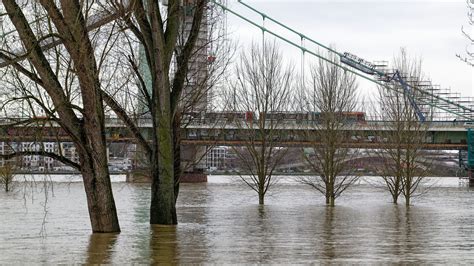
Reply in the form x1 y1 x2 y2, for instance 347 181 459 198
180 144 208 182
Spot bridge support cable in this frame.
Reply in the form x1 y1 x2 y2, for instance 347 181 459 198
211 0 474 121
236 0 340 56
301 36 305 89
262 13 265 50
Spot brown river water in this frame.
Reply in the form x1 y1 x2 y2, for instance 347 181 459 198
0 175 474 264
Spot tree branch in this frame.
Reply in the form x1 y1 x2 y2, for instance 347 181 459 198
101 90 152 155
170 0 207 114
0 151 81 170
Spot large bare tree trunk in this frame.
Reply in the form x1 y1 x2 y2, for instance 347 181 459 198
150 113 177 224
173 115 182 204
108 0 207 225
81 153 120 232
1 0 120 232
79 104 120 231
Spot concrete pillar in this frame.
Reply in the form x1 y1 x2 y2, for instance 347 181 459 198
180 144 207 182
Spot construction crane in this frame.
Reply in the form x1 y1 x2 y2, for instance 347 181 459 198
339 52 426 122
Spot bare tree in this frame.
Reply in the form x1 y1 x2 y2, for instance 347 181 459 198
371 49 431 206
103 0 231 224
298 53 360 207
0 1 120 232
172 4 234 193
457 0 473 67
0 161 16 192
224 41 293 205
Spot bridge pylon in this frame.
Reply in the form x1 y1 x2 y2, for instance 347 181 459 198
467 128 474 186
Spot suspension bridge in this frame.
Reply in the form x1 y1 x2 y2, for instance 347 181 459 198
0 1 473 178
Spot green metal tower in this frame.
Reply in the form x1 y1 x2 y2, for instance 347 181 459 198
468 128 474 169
467 128 474 185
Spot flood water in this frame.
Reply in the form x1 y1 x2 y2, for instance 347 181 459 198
1 175 474 264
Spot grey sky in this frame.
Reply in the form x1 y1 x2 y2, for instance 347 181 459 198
226 0 473 99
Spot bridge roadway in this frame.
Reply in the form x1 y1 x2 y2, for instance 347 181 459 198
0 117 472 150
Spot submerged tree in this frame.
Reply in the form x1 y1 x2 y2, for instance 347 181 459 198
372 49 430 205
0 1 120 232
0 161 15 192
299 53 360 206
224 42 293 204
106 0 230 224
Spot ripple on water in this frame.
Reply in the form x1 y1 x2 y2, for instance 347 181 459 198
0 176 473 263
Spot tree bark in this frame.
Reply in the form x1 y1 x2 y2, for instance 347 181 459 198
329 196 335 207
81 152 120 232
258 179 265 205
392 194 398 204
173 116 182 204
150 113 177 225
108 0 207 225
259 194 265 205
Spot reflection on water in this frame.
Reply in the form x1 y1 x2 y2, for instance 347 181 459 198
85 233 118 265
0 176 474 263
150 226 179 264
322 207 335 260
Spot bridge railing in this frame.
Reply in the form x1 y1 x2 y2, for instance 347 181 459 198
1 116 472 129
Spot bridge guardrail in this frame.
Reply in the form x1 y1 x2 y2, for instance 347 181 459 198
1 116 472 129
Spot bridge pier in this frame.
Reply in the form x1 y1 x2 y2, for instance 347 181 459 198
180 144 208 182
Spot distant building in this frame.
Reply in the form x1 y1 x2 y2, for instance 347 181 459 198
179 0 210 111
59 142 80 166
20 142 57 171
0 141 57 171
0 142 21 167
0 140 130 172
206 146 228 171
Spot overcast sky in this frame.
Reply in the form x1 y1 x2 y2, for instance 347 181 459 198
225 0 473 100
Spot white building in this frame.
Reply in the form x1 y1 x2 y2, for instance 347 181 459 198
206 146 228 171
20 142 57 171
0 141 80 171
59 142 80 165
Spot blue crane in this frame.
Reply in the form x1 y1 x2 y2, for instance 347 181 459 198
339 52 426 122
